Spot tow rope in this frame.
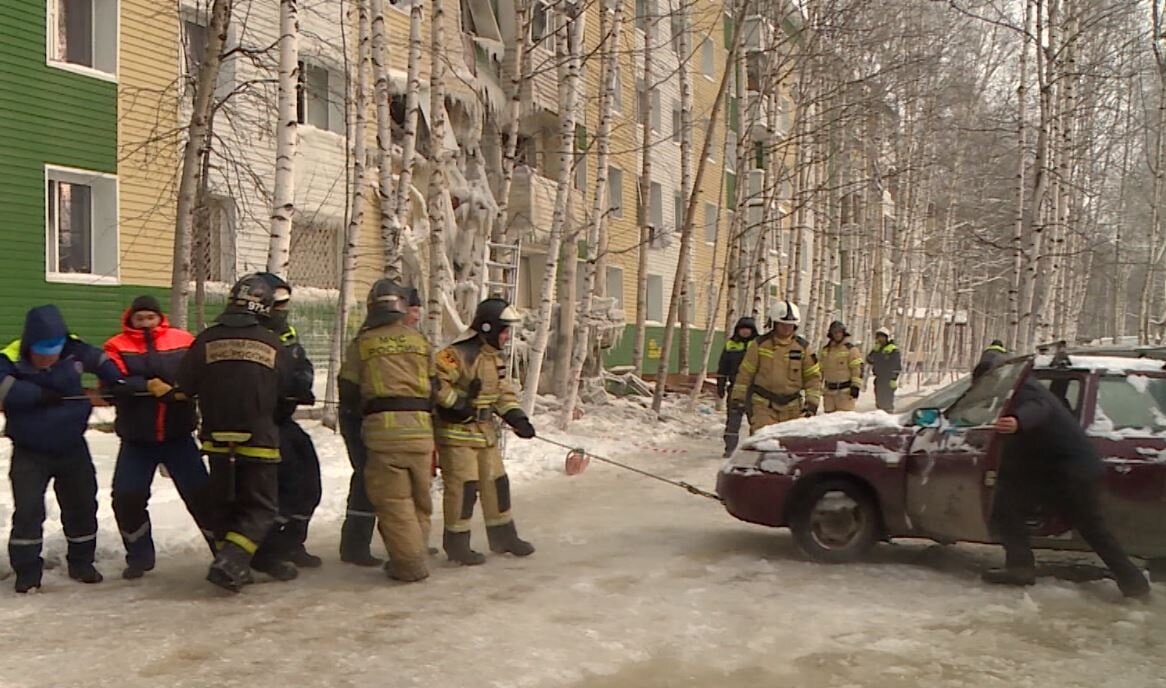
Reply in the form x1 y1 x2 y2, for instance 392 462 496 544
532 435 723 502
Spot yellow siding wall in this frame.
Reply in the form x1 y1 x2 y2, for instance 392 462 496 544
118 0 180 287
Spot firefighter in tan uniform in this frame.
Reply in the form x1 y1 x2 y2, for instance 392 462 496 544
819 320 864 413
434 298 537 566
338 280 459 582
730 301 822 430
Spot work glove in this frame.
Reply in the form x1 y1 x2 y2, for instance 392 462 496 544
40 388 63 406
466 378 482 401
504 409 536 439
850 386 860 400
446 395 476 423
890 379 898 390
147 378 173 398
802 404 818 418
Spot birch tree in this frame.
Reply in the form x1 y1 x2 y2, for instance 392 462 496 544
170 0 233 328
266 0 300 275
522 2 583 413
631 0 656 379
386 0 425 279
561 0 624 427
371 0 397 278
324 0 370 429
426 0 451 336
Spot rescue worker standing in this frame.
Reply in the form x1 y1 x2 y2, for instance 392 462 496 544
867 327 901 413
716 317 758 457
730 301 822 431
982 368 1150 599
435 297 536 565
103 296 213 579
979 339 1007 367
251 273 323 575
339 285 426 567
177 274 293 592
819 320 864 413
1 305 126 592
339 280 448 582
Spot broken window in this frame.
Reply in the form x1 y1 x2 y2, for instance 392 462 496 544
183 20 208 84
671 100 681 143
574 125 588 192
611 63 622 113
651 88 661 131
704 202 717 243
674 191 685 231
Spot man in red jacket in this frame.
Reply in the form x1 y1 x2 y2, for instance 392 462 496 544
104 296 213 579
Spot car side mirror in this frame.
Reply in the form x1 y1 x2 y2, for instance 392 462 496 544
912 408 942 428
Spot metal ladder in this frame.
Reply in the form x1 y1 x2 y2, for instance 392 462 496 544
482 239 523 456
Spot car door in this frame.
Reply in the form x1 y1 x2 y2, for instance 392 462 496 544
984 369 1089 542
1078 371 1166 558
904 359 1031 543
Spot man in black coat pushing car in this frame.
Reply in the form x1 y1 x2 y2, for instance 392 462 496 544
981 363 1150 599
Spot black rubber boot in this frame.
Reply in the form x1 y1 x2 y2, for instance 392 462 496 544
981 567 1037 587
68 563 104 584
487 522 535 557
14 570 42 594
251 557 299 582
342 552 384 567
443 530 486 566
207 543 253 592
289 547 323 568
122 564 151 580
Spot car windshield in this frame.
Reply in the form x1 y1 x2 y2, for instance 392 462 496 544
905 376 971 414
944 360 1028 428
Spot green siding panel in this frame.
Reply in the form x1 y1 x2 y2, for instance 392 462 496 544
603 325 725 375
0 0 126 346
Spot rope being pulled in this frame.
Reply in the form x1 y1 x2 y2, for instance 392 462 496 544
532 435 723 502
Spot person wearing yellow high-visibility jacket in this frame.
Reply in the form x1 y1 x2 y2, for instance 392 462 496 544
434 298 537 566
730 301 823 431
716 317 758 457
819 320 864 413
339 280 454 582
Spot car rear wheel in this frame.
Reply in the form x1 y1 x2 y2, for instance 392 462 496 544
790 479 880 563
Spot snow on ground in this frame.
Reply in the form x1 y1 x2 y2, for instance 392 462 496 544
1 386 1162 688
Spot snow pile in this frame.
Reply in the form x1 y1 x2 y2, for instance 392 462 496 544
741 411 903 452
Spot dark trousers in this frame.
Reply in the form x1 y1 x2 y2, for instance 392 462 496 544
255 420 322 563
8 443 99 577
339 412 377 558
874 380 896 413
206 454 279 558
990 471 1146 592
112 437 213 569
724 405 746 454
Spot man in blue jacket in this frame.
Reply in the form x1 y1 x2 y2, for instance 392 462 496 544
0 305 125 593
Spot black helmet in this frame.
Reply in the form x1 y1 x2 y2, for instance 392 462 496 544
471 297 521 348
255 272 293 306
217 273 275 327
363 279 410 330
828 320 849 338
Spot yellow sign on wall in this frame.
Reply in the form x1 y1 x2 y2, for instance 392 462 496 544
647 339 661 360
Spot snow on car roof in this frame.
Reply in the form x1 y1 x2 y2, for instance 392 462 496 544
741 411 903 451
1034 355 1166 374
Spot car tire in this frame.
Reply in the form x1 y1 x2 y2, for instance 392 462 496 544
790 479 881 563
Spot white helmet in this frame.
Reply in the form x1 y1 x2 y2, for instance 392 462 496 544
769 300 801 325
875 327 892 339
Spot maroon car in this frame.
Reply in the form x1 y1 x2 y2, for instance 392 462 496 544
716 349 1166 566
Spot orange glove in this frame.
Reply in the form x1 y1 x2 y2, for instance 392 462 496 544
146 378 174 398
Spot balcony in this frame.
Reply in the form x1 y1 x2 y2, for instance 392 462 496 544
742 15 773 53
745 91 770 140
507 168 583 244
502 43 560 119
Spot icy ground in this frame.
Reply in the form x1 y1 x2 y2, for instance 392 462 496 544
0 393 1163 688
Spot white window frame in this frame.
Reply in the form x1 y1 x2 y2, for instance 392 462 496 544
608 166 624 218
646 273 664 323
530 0 557 52
606 266 625 309
44 165 120 285
298 59 345 136
704 202 718 245
387 0 415 13
46 0 119 82
671 100 681 144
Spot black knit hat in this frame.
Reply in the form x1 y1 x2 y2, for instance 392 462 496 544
130 295 163 316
